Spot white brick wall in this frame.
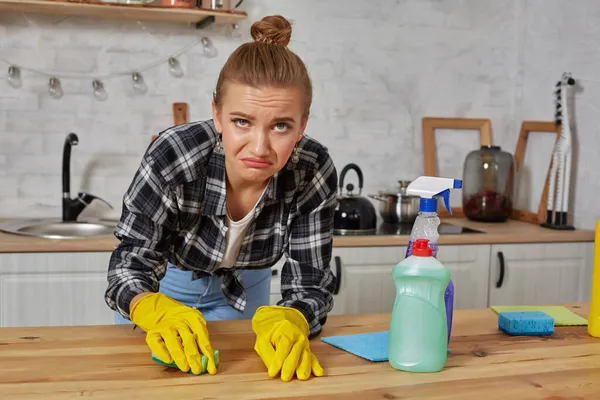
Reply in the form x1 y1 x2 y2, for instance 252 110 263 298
0 0 599 229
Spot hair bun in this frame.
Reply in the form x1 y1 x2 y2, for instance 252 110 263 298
251 15 292 46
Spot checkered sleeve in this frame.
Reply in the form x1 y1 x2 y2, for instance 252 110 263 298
278 151 338 337
104 150 178 320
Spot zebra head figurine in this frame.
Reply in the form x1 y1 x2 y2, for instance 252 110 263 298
544 72 576 229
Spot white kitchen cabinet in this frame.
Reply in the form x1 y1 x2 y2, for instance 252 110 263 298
436 244 491 310
269 245 491 316
330 246 406 315
330 244 491 315
0 252 114 327
1 239 593 328
488 242 594 307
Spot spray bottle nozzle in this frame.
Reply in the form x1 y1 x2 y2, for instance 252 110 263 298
407 177 462 214
437 189 452 215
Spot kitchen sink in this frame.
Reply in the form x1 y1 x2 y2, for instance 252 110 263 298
0 133 120 240
0 218 118 240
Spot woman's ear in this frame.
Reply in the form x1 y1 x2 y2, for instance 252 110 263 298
212 100 222 133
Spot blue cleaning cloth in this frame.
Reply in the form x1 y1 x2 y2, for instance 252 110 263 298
498 311 554 336
321 331 451 362
321 331 389 361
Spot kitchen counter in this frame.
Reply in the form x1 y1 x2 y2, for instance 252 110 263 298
0 218 594 253
334 218 596 247
0 303 597 399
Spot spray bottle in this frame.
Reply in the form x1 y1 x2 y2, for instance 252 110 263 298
405 176 463 344
388 238 451 372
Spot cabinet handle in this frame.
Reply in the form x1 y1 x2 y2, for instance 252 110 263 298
496 251 505 288
271 269 278 277
333 256 342 295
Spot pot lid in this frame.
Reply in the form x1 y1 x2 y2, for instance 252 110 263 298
378 180 419 197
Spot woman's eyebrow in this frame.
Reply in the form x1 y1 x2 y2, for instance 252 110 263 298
273 117 296 123
230 111 255 120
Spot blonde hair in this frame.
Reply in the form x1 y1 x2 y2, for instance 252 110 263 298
213 15 312 116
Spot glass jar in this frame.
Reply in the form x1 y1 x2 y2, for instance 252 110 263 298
462 145 515 222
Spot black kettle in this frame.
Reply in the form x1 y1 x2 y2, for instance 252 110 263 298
334 163 377 235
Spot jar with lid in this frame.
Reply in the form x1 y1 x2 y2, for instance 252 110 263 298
462 145 515 222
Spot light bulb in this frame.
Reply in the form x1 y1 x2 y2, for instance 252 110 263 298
168 57 184 78
201 37 218 58
8 65 22 88
48 77 63 99
92 79 108 101
131 72 147 94
229 22 243 39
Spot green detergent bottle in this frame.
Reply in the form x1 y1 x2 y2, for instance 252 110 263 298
388 238 450 373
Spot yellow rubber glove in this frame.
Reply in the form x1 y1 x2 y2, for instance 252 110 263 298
251 305 323 382
130 292 217 375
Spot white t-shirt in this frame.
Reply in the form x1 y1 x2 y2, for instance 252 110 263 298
219 187 267 269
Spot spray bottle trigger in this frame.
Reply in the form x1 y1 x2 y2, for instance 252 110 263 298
436 189 452 215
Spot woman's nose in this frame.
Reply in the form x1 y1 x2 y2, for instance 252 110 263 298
252 131 271 156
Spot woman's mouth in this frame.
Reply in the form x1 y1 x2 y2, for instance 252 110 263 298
241 158 273 169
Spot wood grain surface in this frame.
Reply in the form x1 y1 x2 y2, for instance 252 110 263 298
172 102 189 126
0 304 597 399
0 0 247 24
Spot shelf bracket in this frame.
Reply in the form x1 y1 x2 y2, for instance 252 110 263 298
196 15 215 30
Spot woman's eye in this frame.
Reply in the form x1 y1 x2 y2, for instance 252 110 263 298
233 119 249 128
274 123 290 132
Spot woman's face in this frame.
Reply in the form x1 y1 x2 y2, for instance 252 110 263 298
212 82 307 186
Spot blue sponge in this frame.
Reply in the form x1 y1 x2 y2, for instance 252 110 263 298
498 311 554 336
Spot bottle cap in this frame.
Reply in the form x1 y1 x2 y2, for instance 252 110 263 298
420 198 437 212
412 239 433 257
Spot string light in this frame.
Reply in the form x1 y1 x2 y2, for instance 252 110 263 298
168 57 184 78
201 37 218 58
7 65 22 88
48 77 63 99
92 79 108 101
131 72 147 94
0 36 219 100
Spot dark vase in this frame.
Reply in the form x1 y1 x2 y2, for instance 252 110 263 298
462 145 515 222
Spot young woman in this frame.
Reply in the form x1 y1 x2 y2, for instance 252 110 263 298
105 15 338 382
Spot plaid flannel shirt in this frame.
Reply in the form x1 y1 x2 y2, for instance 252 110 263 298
104 119 338 336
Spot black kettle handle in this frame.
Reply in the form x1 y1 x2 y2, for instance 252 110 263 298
339 163 364 194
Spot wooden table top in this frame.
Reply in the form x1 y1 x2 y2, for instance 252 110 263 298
0 303 597 399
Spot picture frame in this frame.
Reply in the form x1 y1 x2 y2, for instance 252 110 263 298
511 121 560 224
421 117 493 217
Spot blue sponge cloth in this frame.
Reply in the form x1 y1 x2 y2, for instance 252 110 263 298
498 311 554 336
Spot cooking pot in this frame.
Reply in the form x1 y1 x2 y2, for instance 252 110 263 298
199 0 240 10
334 163 377 235
368 180 420 224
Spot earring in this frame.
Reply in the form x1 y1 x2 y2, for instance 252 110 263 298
291 146 299 164
215 136 223 153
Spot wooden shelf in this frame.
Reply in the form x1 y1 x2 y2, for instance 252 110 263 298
0 0 247 28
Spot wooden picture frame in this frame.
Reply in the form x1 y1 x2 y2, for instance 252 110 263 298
511 121 560 224
421 117 493 217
